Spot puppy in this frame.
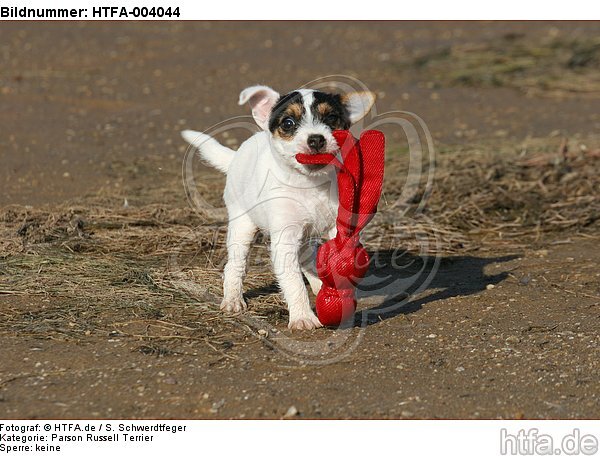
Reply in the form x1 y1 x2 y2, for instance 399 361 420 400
182 86 375 329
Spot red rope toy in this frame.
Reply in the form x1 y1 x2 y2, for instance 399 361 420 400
296 130 385 326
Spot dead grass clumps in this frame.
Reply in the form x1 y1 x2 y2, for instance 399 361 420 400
0 137 598 344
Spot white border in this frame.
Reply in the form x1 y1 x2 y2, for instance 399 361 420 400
1 0 599 20
1 420 600 455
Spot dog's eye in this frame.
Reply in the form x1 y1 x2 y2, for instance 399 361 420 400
281 117 296 131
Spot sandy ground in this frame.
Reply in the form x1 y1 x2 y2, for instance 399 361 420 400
0 22 599 419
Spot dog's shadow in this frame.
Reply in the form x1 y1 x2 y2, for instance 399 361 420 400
244 249 518 327
353 249 518 326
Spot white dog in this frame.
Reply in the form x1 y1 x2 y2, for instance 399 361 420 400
182 86 375 329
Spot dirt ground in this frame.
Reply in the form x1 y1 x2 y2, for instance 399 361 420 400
1 22 599 419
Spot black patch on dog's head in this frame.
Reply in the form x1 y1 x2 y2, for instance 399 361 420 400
311 92 351 130
268 91 305 138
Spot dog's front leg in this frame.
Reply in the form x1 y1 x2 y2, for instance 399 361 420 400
221 214 257 313
271 226 322 330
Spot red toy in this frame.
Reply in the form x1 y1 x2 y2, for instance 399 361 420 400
296 130 385 326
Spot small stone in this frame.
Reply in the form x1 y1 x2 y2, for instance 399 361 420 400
401 411 414 418
506 336 520 344
486 284 495 290
455 366 465 372
258 329 268 338
426 334 437 339
519 276 531 285
210 399 225 413
283 406 299 418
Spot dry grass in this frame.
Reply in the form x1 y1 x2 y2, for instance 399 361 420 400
0 136 598 344
439 138 598 245
378 136 599 252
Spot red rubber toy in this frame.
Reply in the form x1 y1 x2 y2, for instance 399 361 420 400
296 130 385 326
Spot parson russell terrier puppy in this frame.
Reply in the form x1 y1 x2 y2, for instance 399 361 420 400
182 86 375 329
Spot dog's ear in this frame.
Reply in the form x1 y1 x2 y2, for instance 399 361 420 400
238 85 280 130
344 91 376 124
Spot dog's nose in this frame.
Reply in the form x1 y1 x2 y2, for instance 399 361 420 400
307 134 326 152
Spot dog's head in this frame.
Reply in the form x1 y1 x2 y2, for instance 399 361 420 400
239 85 375 175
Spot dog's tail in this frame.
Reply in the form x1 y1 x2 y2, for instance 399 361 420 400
181 130 234 173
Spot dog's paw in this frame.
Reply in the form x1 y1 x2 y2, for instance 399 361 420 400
220 297 247 314
288 313 323 330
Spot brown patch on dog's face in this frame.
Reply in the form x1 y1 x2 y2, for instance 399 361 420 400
284 102 303 121
311 92 351 130
316 103 332 117
269 91 305 141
